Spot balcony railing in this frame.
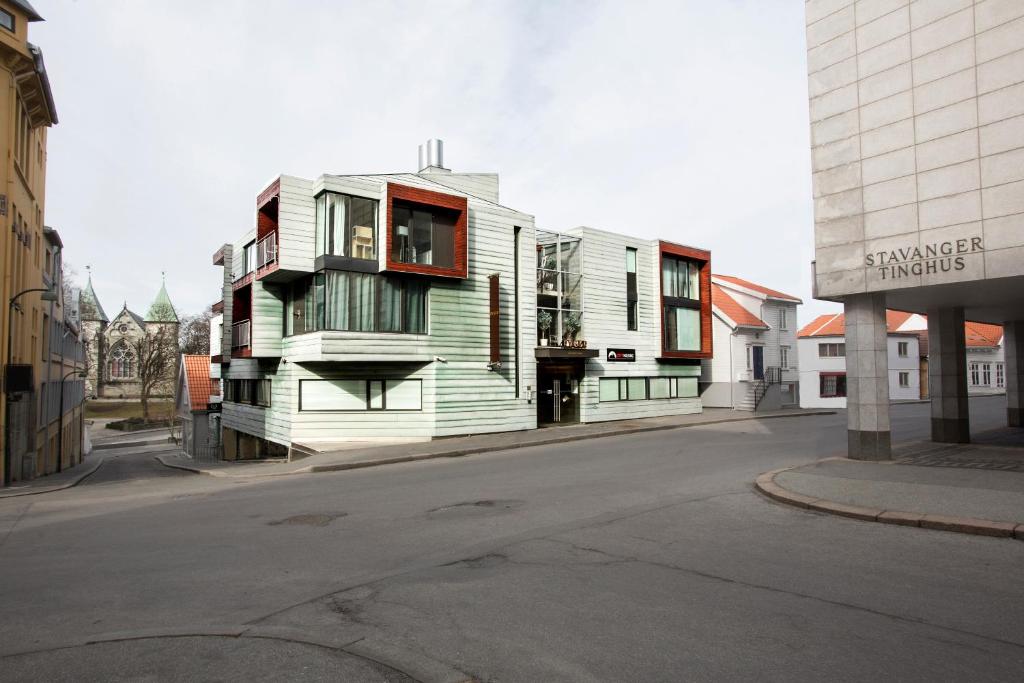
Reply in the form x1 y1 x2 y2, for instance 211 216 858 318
256 232 277 269
231 320 251 349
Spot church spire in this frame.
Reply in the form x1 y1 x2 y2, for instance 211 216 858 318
78 266 109 323
145 272 178 323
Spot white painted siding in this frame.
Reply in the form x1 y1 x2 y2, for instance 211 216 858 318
276 175 316 274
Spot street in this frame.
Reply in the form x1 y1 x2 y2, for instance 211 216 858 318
1 398 1022 681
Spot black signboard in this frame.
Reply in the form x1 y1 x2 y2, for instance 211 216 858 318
606 348 636 362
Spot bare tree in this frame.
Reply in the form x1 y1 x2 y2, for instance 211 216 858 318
133 325 178 419
61 260 78 313
179 308 213 355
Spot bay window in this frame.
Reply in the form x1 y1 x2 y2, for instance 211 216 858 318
286 271 427 335
661 254 702 352
391 201 456 268
315 192 378 260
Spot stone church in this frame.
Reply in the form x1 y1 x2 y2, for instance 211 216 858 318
76 274 179 399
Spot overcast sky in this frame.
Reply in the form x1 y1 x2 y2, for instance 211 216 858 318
33 0 830 325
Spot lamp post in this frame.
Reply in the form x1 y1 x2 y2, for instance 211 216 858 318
56 369 86 473
4 287 59 486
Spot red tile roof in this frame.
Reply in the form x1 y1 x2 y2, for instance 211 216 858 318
711 283 768 328
799 311 1004 348
183 355 215 411
712 275 802 303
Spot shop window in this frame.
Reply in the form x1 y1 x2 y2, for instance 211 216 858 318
299 379 422 411
316 192 378 260
598 376 697 401
820 373 846 398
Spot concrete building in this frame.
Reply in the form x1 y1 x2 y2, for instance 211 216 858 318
804 1 1024 457
701 275 802 410
0 1 86 486
210 142 712 459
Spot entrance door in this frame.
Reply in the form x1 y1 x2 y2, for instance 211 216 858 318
752 346 764 380
537 363 581 425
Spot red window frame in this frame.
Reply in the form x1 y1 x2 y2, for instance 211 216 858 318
819 372 846 398
384 182 468 279
658 241 712 360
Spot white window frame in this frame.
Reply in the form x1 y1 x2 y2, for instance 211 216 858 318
780 345 790 369
779 307 788 331
897 341 908 358
898 371 910 388
969 362 980 386
996 363 1005 388
982 363 991 387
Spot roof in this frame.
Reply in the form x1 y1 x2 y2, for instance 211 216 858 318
799 310 1004 348
78 275 109 323
11 0 44 21
964 322 1003 348
711 283 768 329
182 355 216 411
712 275 802 303
146 279 178 322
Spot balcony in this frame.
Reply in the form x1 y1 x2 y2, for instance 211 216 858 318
256 232 277 270
231 320 251 349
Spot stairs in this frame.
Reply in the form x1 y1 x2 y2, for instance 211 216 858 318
737 384 757 411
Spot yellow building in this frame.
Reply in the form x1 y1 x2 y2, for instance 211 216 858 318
1 1 82 486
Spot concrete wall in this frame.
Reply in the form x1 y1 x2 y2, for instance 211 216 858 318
806 0 1024 297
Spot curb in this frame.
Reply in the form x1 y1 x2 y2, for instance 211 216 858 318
93 438 170 451
0 457 105 499
156 410 837 479
754 466 1024 540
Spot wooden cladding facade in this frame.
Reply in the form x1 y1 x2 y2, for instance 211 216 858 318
384 182 468 279
658 241 713 360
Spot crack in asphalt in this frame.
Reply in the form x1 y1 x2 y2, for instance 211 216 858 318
0 501 33 549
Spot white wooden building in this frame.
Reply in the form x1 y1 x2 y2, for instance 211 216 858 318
211 142 714 459
700 276 802 411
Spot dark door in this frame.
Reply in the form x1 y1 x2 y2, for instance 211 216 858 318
537 362 581 425
752 346 764 380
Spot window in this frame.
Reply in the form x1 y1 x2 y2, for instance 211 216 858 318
780 346 790 369
969 362 980 386
243 241 256 275
820 373 846 398
746 346 752 370
108 341 134 379
299 379 422 411
287 271 427 335
224 379 270 407
997 363 1005 388
391 201 456 268
898 371 910 388
315 192 378 260
779 307 788 330
626 247 638 331
818 343 845 357
536 233 583 343
0 9 14 32
897 341 909 357
982 363 991 387
598 376 697 401
661 255 701 352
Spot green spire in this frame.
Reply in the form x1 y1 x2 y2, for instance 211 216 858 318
145 273 178 323
78 269 109 323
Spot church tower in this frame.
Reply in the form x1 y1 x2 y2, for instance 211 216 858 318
77 271 109 398
144 275 180 398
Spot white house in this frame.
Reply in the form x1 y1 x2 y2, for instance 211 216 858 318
798 311 1005 409
700 275 802 411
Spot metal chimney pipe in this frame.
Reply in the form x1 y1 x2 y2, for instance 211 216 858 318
418 139 445 171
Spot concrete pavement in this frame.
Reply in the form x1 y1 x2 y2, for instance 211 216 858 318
156 406 835 478
1 397 1022 681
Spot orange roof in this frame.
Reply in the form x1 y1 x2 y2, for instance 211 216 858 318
712 283 768 328
183 355 215 411
964 321 1003 348
713 275 802 303
799 311 1004 347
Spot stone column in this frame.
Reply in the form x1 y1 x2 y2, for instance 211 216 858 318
844 293 891 460
1005 320 1024 428
927 307 970 443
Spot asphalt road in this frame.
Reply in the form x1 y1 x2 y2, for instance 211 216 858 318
1 398 1022 681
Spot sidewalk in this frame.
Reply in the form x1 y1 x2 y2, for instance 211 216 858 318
0 453 105 499
757 437 1024 539
156 407 835 479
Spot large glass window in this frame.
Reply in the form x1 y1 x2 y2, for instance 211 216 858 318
820 373 847 398
536 231 584 344
391 202 456 268
286 271 427 335
661 254 702 352
300 379 422 411
316 192 378 260
598 376 697 401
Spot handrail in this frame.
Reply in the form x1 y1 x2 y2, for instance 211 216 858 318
231 319 251 348
753 366 782 410
256 232 277 269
